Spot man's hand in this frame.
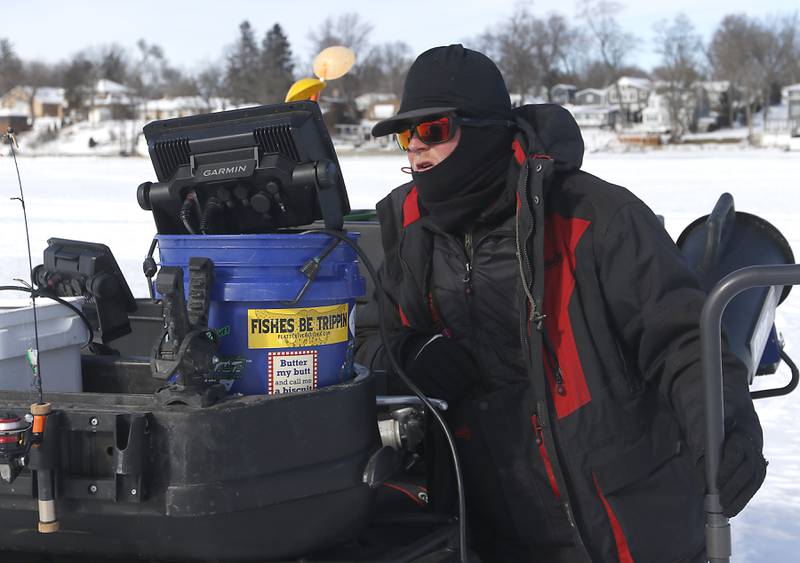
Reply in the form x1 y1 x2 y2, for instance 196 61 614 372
717 430 768 518
402 333 484 404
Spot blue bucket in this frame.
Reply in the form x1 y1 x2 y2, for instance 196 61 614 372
156 233 365 395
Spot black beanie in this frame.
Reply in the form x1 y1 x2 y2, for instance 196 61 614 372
372 44 512 137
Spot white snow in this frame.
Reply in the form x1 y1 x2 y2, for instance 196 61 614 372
1 148 799 560
16 119 147 156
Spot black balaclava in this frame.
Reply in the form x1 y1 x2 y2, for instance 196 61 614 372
372 45 515 232
412 126 513 232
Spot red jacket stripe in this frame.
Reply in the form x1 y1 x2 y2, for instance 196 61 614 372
594 474 634 563
544 213 592 419
512 139 526 165
402 185 421 227
398 305 411 327
532 415 561 499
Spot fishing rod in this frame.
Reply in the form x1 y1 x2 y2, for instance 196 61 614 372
3 127 43 405
3 128 59 534
2 127 44 405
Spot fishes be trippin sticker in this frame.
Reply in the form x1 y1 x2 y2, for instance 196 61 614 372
267 350 318 395
248 304 349 349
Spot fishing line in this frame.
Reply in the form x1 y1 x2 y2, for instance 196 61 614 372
4 128 44 404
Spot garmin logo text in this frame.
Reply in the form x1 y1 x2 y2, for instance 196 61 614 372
202 165 248 177
195 160 255 181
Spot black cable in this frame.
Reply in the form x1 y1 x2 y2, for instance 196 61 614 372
281 237 343 306
143 237 159 300
180 196 197 234
0 286 95 348
303 228 468 563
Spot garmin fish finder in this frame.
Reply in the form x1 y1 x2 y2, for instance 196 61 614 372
137 101 350 234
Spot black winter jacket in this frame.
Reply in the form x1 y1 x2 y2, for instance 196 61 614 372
355 105 761 563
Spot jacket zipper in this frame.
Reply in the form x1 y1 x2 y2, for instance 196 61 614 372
517 157 590 560
532 413 561 499
463 232 474 296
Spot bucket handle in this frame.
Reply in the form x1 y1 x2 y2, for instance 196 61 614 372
280 236 342 306
143 237 159 299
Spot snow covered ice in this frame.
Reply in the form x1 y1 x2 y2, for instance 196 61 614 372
1 148 799 560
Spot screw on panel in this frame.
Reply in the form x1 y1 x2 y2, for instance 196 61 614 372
88 484 98 494
131 489 137 496
90 417 99 427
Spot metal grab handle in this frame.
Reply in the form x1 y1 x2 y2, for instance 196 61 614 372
700 264 800 563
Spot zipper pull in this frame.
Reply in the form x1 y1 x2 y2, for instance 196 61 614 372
555 367 566 396
463 262 473 295
532 414 543 445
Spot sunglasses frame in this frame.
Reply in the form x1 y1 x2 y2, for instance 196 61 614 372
395 114 515 151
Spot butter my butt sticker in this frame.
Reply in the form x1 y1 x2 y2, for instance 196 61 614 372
248 304 349 349
268 350 318 394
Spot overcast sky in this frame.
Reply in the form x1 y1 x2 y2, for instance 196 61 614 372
4 0 798 74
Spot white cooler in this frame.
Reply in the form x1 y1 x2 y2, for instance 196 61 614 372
0 298 87 393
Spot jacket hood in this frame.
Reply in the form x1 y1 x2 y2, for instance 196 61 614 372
513 104 584 173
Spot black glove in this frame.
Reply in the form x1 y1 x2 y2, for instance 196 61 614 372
717 429 768 517
401 333 484 405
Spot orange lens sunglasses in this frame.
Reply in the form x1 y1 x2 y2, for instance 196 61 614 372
395 115 515 151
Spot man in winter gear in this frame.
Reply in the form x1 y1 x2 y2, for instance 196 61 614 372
356 44 767 562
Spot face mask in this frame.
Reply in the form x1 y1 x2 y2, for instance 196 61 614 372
412 125 513 232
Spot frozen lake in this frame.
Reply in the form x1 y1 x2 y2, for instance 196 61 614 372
1 148 799 560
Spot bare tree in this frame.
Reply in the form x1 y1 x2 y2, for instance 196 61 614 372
307 13 374 121
653 14 704 140
129 39 168 98
468 30 500 63
753 14 800 124
359 41 412 97
21 61 59 127
160 67 199 98
94 43 129 84
468 8 581 103
578 0 638 124
575 60 613 89
494 9 540 102
782 14 800 84
63 53 96 119
531 13 579 101
309 13 373 63
709 14 762 141
559 27 591 84
196 63 226 109
0 38 23 95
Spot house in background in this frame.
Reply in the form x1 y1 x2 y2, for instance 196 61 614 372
785 84 800 137
567 105 619 130
509 92 548 107
551 84 577 105
641 93 672 134
355 93 400 121
698 81 731 113
87 79 138 124
575 88 607 106
0 86 66 122
0 105 31 133
606 76 652 123
139 96 230 122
